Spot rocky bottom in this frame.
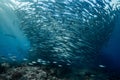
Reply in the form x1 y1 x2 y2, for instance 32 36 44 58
0 63 120 80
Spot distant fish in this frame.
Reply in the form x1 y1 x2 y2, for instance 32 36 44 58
42 62 47 65
53 61 57 64
4 34 16 39
8 53 12 56
9 56 17 59
66 63 71 66
37 59 42 63
99 65 106 68
32 61 37 64
28 63 33 65
23 58 28 61
12 59 16 61
0 56 6 60
58 65 62 67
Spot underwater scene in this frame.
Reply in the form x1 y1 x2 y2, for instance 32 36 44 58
0 0 120 80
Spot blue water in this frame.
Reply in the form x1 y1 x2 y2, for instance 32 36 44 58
102 12 120 70
0 0 120 74
0 0 30 63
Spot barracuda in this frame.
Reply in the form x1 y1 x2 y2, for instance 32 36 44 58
14 0 118 67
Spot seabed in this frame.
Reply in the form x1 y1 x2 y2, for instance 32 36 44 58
0 63 120 80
